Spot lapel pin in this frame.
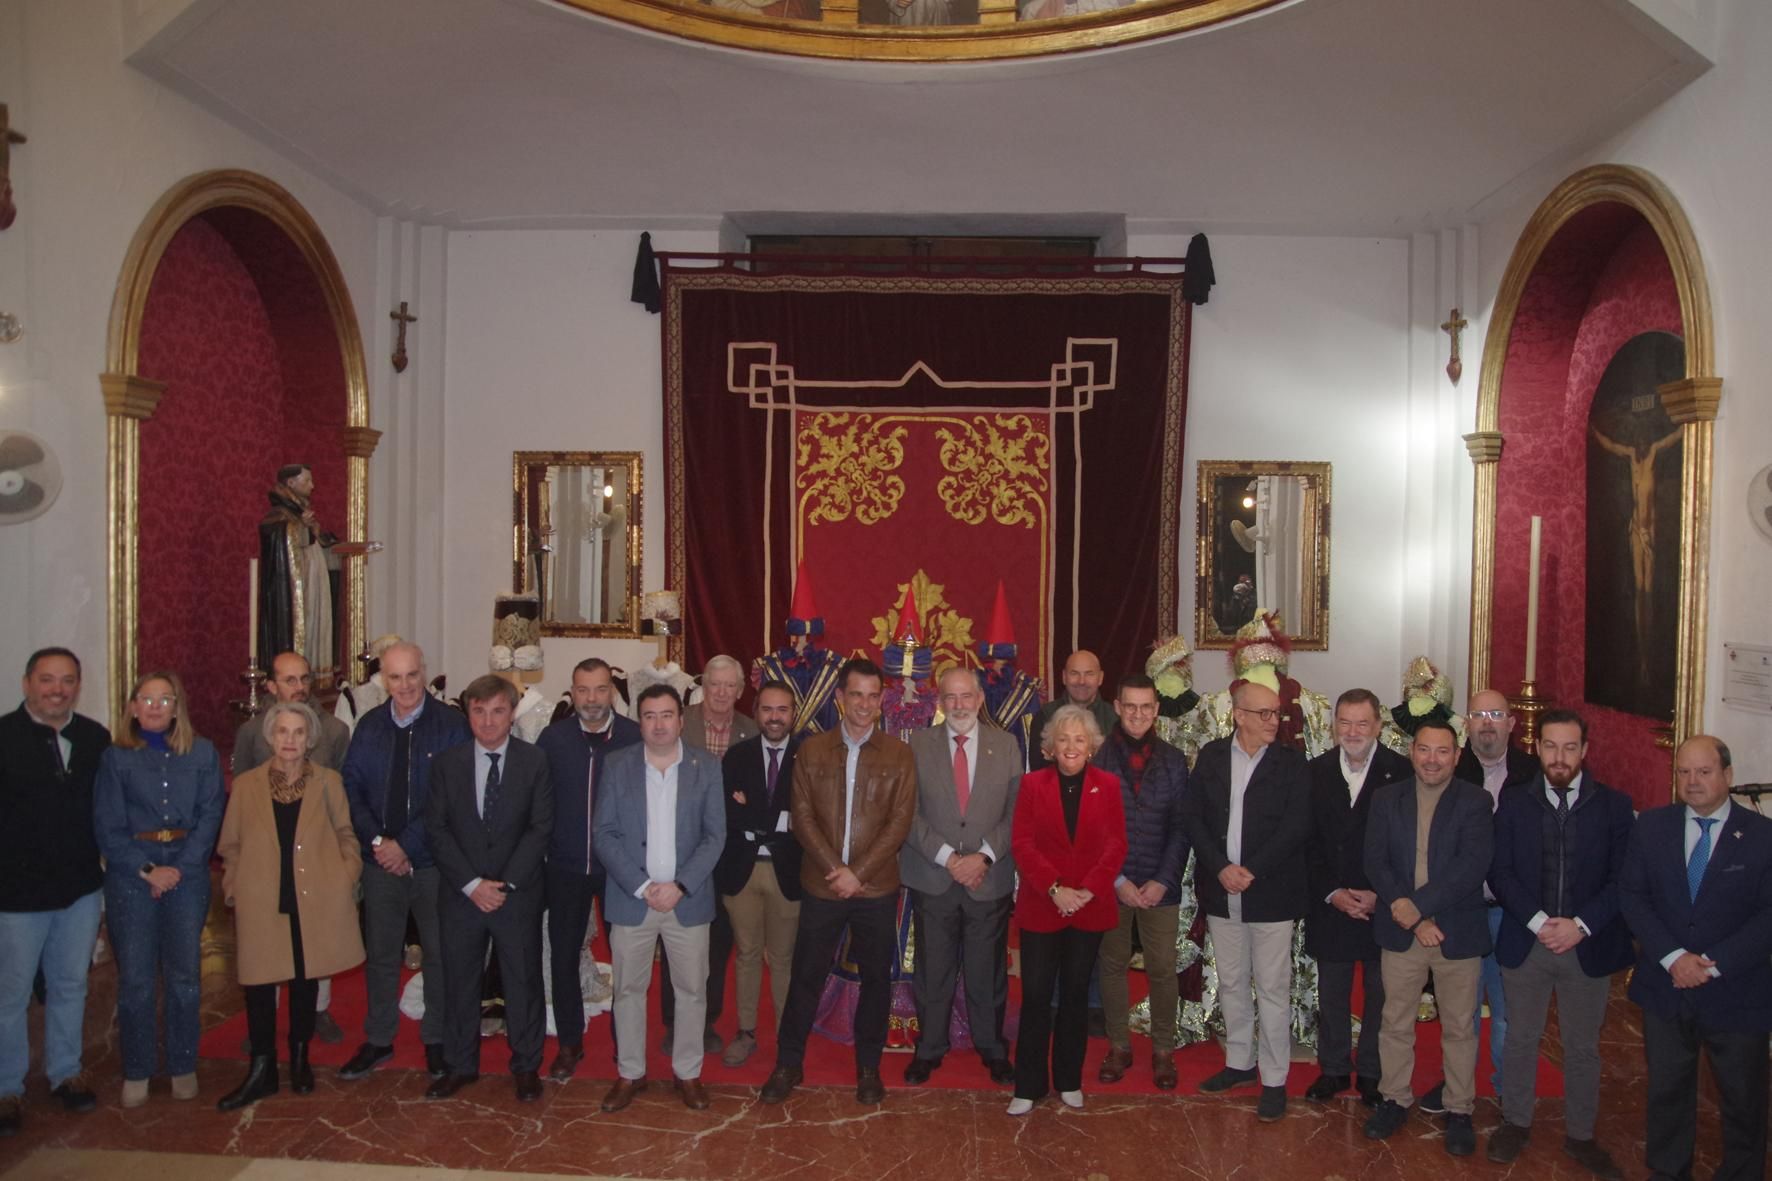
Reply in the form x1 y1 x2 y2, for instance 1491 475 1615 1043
1733 829 1743 839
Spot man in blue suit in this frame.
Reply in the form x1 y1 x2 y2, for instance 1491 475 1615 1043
593 684 726 1113
1620 735 1772 1181
1361 718 1493 1157
1485 710 1633 1179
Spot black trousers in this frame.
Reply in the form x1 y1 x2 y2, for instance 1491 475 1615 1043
243 915 317 1056
909 884 1012 1062
1642 1009 1770 1181
774 893 896 1072
1015 926 1103 1100
1316 956 1384 1078
660 893 732 1030
544 864 609 1051
438 888 545 1076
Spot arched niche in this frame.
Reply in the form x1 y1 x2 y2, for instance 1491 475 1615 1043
1465 164 1717 805
102 170 377 732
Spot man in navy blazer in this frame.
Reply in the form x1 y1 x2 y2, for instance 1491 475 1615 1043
1484 711 1633 1178
592 684 726 1113
424 675 555 1103
1620 735 1772 1181
537 657 640 1080
1361 719 1492 1156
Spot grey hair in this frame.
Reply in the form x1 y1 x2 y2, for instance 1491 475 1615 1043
702 654 743 681
260 700 321 752
1040 703 1105 759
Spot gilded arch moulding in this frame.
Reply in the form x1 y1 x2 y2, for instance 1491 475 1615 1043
1467 164 1718 768
102 169 371 729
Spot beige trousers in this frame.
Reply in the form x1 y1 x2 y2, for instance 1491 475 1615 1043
1379 940 1481 1114
722 860 800 1031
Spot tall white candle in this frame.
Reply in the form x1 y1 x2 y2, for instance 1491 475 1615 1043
1524 515 1542 683
248 557 259 667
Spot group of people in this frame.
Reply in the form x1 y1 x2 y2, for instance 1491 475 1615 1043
3 641 1769 1181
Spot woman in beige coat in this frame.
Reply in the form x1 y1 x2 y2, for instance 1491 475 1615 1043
216 701 364 1110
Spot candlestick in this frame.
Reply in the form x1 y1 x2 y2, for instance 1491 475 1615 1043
248 557 259 666
1524 515 1542 683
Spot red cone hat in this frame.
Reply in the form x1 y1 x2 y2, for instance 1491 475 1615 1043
785 561 824 636
978 580 1018 660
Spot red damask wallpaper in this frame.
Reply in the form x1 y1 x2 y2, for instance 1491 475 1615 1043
135 212 348 757
1492 207 1682 809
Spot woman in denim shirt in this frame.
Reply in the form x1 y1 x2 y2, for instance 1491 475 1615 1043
93 670 224 1108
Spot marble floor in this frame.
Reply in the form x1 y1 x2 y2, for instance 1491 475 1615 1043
0 900 1746 1181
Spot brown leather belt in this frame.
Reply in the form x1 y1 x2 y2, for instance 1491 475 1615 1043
133 828 189 843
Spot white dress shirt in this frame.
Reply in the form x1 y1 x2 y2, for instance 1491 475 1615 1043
935 724 998 869
1525 772 1591 937
637 742 684 895
461 738 510 897
840 725 873 865
1225 738 1267 921
1659 800 1731 977
753 737 792 855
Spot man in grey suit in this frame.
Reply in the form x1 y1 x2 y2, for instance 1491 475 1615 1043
593 683 726 1113
900 668 1020 1086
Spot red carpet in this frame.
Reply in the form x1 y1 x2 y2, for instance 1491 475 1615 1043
200 956 1560 1098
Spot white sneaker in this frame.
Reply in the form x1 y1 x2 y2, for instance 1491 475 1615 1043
1059 1090 1084 1109
120 1078 148 1108
170 1073 198 1101
1006 1097 1035 1116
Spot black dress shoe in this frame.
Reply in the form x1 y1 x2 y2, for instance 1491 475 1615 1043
1364 1099 1410 1140
759 1066 802 1105
984 1057 1015 1086
549 1045 583 1081
1256 1085 1288 1122
338 1043 393 1081
1563 1137 1624 1181
1356 1075 1381 1106
903 1056 939 1086
425 1073 479 1100
288 1040 315 1094
1198 1066 1259 1093
0 1095 19 1137
1418 1080 1447 1114
217 1056 280 1111
1304 1073 1349 1102
855 1067 885 1105
514 1071 542 1103
1486 1121 1530 1163
425 1044 448 1080
51 1074 98 1113
1443 1112 1476 1157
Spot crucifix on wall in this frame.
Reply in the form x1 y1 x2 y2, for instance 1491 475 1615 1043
1441 306 1468 383
389 301 416 372
0 103 27 231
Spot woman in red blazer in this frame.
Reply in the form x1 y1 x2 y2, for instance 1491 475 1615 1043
1008 704 1128 1114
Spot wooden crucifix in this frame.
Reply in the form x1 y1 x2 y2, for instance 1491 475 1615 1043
0 104 27 231
389 301 418 373
1441 306 1468 384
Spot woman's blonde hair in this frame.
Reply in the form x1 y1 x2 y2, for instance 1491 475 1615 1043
116 668 197 756
1039 702 1104 759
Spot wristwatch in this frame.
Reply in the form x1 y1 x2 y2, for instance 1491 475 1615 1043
1048 881 1061 898
140 862 157 878
371 835 384 849
674 880 690 896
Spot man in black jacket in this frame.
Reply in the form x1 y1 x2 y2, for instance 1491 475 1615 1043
425 675 554 1103
1183 680 1312 1122
1485 711 1633 1178
537 658 639 1080
0 648 110 1134
1362 719 1494 1156
1304 688 1412 1106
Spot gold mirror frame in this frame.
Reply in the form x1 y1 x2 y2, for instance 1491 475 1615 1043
103 170 375 731
512 450 644 638
1195 459 1331 651
1465 164 1718 763
553 0 1286 62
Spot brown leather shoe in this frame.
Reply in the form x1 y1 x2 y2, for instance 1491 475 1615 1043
674 1076 711 1110
1151 1049 1178 1091
548 1045 583 1081
1097 1045 1133 1083
600 1077 647 1113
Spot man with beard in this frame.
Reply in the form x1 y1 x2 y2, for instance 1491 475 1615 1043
1485 711 1632 1178
537 658 640 1080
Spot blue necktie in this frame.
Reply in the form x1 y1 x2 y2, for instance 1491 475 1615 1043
1686 816 1716 902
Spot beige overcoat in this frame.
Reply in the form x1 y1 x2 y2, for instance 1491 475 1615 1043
218 762 365 986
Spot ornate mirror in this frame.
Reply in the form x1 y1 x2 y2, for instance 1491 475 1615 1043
512 451 642 637
1195 460 1331 650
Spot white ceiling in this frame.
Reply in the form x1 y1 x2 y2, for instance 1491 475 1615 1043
125 0 1712 236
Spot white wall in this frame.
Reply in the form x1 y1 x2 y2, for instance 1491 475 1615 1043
1472 0 1772 779
0 0 379 712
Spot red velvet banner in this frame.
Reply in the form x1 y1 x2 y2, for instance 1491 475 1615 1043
664 271 1189 694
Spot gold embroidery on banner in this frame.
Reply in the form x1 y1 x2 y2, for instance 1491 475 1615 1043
868 568 976 676
935 414 1050 529
795 412 907 527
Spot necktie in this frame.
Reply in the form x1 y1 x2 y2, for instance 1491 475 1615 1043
766 745 782 804
1687 816 1716 901
1553 786 1570 823
953 734 971 816
483 751 502 820
48 728 67 778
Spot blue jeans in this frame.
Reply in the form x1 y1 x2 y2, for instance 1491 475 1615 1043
0 890 103 1096
105 869 210 1081
1476 906 1507 1084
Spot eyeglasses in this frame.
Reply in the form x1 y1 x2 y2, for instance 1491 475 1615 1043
134 695 177 708
1234 707 1280 722
1119 703 1159 714
1469 709 1509 720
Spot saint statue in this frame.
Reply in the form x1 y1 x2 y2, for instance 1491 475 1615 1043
751 562 844 737
974 580 1042 768
258 464 338 677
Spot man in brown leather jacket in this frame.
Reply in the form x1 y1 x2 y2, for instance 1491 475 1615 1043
760 657 916 1106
